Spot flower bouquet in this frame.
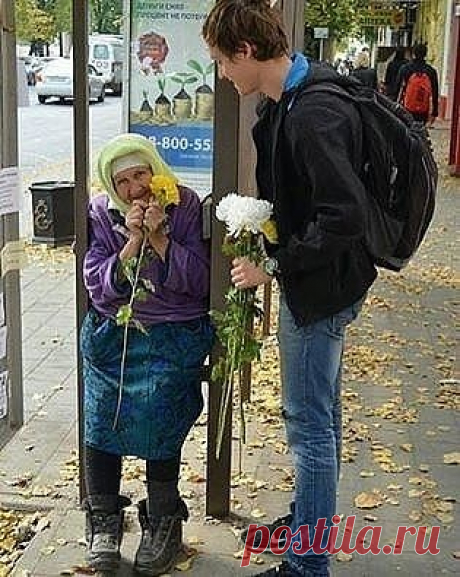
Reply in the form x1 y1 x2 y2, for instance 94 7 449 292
213 193 277 458
112 175 180 429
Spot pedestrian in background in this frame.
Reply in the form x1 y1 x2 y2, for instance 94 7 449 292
396 42 439 125
383 46 408 100
351 50 378 89
80 133 213 575
203 1 377 576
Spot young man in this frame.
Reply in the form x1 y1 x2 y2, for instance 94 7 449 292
203 2 377 576
383 46 408 101
396 42 439 125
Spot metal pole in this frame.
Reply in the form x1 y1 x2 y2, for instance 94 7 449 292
0 0 23 435
73 0 89 503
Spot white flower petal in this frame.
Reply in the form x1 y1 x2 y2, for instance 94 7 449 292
215 194 273 237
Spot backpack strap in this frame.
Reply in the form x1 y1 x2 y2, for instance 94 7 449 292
292 81 359 109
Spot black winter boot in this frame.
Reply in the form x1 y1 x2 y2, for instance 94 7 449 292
84 494 131 571
134 498 189 576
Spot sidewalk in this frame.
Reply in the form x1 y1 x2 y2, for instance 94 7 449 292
0 124 458 576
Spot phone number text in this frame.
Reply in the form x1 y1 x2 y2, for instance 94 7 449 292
148 135 212 152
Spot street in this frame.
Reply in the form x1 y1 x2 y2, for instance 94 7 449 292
18 87 122 237
18 86 122 178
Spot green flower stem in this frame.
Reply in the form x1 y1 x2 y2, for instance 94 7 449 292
112 234 148 430
214 232 264 460
216 235 249 458
216 327 237 458
238 291 250 445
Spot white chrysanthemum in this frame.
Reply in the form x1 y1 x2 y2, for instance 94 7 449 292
216 193 273 237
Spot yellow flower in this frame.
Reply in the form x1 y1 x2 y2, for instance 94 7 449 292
149 175 180 208
260 219 278 244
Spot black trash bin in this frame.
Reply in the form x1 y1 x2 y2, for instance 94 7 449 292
30 181 75 247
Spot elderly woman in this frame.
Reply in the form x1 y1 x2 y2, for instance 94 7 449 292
80 133 213 575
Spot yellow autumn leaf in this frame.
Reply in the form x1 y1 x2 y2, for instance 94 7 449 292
354 491 384 509
443 452 460 465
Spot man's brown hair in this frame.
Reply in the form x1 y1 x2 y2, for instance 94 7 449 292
202 0 288 61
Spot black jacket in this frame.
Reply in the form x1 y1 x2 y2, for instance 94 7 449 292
253 63 377 326
384 57 408 100
352 66 378 90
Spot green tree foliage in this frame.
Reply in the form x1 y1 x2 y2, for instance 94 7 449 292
305 0 368 41
53 0 72 34
90 0 123 34
16 0 123 43
15 0 56 42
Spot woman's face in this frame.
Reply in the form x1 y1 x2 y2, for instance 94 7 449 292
113 165 153 204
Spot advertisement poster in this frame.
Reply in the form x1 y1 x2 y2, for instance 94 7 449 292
129 1 215 198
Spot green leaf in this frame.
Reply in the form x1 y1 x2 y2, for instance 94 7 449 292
132 319 148 334
116 304 132 326
122 258 137 284
134 287 148 302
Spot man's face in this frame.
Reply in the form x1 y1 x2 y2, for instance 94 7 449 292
208 45 259 96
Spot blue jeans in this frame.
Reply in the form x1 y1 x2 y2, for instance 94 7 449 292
278 296 364 576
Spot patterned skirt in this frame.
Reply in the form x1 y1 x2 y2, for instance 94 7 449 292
80 308 214 460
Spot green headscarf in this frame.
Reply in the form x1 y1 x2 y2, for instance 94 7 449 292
97 133 178 214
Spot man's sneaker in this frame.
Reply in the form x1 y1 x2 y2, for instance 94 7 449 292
252 561 303 576
240 512 293 550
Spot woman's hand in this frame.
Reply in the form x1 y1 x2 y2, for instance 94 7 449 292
143 199 166 234
145 199 170 261
119 200 147 262
125 200 147 242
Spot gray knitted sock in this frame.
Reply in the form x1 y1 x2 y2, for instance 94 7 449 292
147 479 180 517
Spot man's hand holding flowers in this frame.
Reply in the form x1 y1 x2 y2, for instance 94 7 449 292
213 193 278 457
231 256 271 289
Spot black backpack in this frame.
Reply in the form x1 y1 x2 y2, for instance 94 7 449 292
302 78 437 271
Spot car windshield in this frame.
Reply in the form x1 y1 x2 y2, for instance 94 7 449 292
93 45 109 59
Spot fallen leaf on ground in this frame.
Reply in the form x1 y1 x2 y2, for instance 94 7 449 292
354 491 384 509
443 452 460 465
175 545 197 571
336 551 353 562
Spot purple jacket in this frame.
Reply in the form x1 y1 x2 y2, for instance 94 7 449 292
83 186 210 324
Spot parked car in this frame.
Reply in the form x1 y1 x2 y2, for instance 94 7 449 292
88 34 124 95
36 59 105 104
19 56 41 85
